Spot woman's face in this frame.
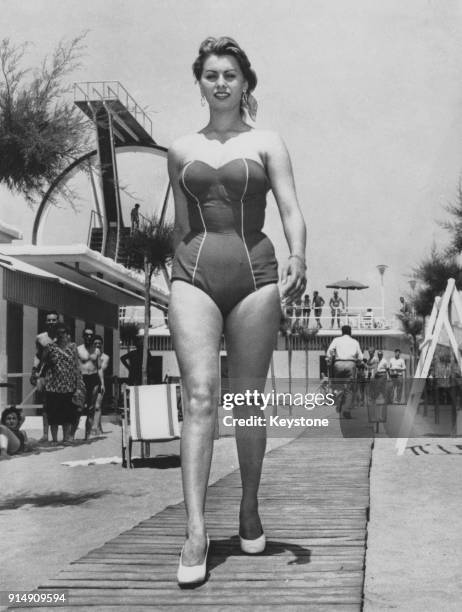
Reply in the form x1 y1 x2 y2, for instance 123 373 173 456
4 412 19 429
200 54 247 113
57 328 69 342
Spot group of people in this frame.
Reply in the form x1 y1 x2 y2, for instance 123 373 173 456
29 312 110 446
285 290 346 330
326 326 407 418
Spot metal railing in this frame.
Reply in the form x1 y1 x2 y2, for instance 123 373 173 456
74 81 153 137
283 305 395 331
87 209 104 249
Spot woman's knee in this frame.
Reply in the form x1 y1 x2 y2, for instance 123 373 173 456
185 384 218 421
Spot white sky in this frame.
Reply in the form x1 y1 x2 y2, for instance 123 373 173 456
1 0 462 317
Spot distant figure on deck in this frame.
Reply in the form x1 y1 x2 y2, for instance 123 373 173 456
399 296 411 316
130 203 141 232
329 290 345 329
302 294 311 327
312 291 325 328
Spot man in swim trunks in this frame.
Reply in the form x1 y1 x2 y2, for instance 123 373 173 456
329 290 345 329
302 293 311 327
30 310 59 442
76 325 104 439
90 335 110 435
312 291 325 329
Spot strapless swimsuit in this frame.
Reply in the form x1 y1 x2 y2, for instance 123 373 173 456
171 158 279 316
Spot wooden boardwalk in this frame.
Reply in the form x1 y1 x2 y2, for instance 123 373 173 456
13 435 372 611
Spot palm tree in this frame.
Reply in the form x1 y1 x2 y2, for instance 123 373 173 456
125 215 174 384
119 320 141 349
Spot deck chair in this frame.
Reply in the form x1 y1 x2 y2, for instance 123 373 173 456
122 383 182 468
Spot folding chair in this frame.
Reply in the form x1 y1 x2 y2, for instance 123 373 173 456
122 383 182 468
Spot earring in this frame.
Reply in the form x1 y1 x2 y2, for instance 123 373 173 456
201 94 206 107
242 90 248 105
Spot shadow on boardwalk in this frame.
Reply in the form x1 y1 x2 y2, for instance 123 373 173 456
10 435 372 611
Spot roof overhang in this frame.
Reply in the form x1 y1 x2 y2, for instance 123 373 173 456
0 220 23 243
0 244 169 307
0 254 95 295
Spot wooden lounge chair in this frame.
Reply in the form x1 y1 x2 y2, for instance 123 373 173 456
122 383 182 468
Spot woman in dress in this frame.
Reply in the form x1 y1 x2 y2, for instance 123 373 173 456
42 323 82 444
168 36 307 585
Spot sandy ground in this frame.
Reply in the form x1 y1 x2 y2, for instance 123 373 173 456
0 420 290 596
364 436 462 612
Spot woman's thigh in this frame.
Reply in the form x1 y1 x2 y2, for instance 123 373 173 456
169 281 224 395
224 284 281 392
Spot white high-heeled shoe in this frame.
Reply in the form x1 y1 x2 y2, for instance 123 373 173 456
240 532 266 554
177 534 210 586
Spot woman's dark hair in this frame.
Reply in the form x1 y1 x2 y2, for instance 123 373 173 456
1 406 21 426
92 334 103 345
56 323 71 335
192 37 257 116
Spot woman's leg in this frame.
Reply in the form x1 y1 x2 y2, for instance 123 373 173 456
224 284 281 539
169 281 223 565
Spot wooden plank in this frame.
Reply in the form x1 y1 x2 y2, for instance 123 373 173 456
27 436 372 610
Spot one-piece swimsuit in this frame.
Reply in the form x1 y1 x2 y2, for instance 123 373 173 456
171 157 279 316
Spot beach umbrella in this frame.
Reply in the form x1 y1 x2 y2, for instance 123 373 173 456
326 279 369 311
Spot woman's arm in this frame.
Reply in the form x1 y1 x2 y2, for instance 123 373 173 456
167 139 192 250
264 131 307 302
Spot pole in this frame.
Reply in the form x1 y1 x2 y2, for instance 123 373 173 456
377 265 388 321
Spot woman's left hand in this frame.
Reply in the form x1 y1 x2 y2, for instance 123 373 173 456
281 256 307 303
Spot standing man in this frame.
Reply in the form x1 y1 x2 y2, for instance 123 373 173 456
329 290 345 329
130 203 140 233
302 293 311 327
326 325 363 418
90 335 110 436
30 310 59 442
312 290 325 329
76 325 103 439
373 351 390 403
389 348 406 403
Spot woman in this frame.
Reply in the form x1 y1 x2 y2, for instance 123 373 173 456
0 407 27 459
42 323 82 444
168 36 306 585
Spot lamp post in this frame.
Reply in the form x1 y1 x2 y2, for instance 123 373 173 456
377 265 388 320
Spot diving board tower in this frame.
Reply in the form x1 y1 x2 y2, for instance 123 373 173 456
396 278 462 453
74 81 157 261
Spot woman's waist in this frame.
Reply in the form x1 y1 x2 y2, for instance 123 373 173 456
180 229 271 241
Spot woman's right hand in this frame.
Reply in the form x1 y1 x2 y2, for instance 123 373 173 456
280 255 307 303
